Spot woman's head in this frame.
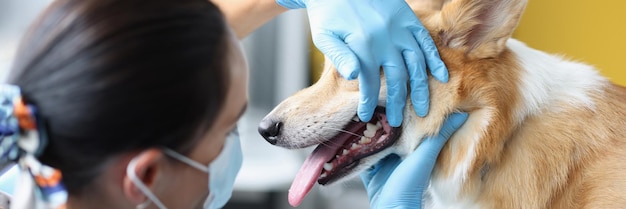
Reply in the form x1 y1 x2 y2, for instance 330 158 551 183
7 0 248 207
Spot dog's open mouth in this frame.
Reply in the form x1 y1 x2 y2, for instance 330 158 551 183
288 107 401 206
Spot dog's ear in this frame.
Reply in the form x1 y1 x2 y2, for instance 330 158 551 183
437 0 527 59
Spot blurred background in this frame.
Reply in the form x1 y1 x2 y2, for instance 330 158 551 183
0 1 624 209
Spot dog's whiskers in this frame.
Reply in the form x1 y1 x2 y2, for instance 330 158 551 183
314 137 343 147
321 127 364 138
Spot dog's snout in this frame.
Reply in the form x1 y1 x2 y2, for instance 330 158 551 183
258 118 282 145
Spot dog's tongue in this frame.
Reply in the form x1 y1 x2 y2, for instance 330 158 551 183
288 136 349 207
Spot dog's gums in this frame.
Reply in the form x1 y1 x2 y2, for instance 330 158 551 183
288 107 401 207
317 111 399 185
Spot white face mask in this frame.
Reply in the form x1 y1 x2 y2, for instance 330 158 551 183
126 130 243 209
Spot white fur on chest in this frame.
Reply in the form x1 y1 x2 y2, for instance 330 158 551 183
509 39 606 120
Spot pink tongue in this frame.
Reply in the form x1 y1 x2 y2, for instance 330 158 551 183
288 136 350 207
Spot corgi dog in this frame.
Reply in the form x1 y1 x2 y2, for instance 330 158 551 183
258 0 626 208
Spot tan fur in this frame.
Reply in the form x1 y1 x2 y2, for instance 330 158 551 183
423 1 626 207
406 0 446 11
262 0 626 208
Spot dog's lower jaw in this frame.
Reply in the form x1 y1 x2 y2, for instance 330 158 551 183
322 147 400 185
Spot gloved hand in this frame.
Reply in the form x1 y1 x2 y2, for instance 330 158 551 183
360 112 468 209
275 0 449 127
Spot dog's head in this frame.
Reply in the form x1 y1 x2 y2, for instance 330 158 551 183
259 0 527 206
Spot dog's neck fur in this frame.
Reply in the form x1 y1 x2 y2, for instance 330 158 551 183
426 38 626 208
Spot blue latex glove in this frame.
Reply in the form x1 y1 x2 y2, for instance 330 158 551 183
275 0 449 127
360 112 468 209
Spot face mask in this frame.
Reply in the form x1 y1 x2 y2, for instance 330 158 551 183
126 131 243 209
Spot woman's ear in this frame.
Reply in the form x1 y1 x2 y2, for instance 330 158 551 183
122 148 164 205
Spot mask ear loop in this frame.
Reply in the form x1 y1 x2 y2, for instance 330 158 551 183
163 149 214 207
162 149 209 173
135 199 153 209
126 157 167 209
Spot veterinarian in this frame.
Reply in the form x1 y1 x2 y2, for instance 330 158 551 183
0 0 467 208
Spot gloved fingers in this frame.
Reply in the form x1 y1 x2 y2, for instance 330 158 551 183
412 112 468 159
360 157 386 186
312 32 360 80
411 26 448 83
382 55 409 127
403 49 430 117
378 112 469 200
375 152 430 208
315 31 378 122
386 139 441 191
369 154 403 184
436 112 469 139
374 194 424 209
275 0 306 9
357 68 381 123
360 154 403 201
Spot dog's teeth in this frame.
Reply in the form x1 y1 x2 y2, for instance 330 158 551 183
320 173 327 178
268 136 277 140
336 155 340 159
360 136 372 144
364 123 379 137
342 149 349 155
351 143 359 150
363 129 376 138
376 121 382 128
366 123 378 131
324 163 333 171
352 116 360 122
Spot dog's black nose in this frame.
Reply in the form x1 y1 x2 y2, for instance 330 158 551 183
258 118 282 145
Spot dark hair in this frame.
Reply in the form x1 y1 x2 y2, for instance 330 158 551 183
7 0 230 194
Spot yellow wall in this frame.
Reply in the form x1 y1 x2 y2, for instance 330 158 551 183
310 39 324 84
513 0 626 86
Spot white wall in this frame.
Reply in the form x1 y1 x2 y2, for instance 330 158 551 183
0 0 52 81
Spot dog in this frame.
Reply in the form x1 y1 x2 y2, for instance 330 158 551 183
258 0 626 208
